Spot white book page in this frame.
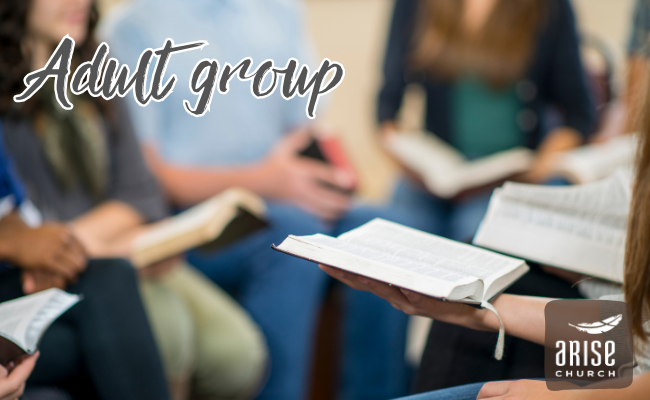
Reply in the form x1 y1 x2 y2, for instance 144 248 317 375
474 174 630 282
0 289 79 353
386 133 533 198
553 134 637 183
339 219 525 298
499 170 631 217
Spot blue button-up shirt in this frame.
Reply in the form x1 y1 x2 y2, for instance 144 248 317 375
99 0 314 166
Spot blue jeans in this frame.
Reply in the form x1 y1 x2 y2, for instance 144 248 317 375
188 202 413 400
392 178 492 241
394 383 484 400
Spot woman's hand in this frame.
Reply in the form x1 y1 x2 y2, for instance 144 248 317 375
21 270 67 294
319 265 492 331
478 380 579 399
138 255 183 279
0 352 39 400
0 215 87 281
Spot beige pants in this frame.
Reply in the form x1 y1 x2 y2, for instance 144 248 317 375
140 263 268 400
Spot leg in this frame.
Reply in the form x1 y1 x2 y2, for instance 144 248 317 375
333 206 413 400
0 260 171 400
188 202 329 400
390 178 451 236
139 277 196 400
447 192 492 242
392 382 485 400
160 263 268 400
65 259 171 400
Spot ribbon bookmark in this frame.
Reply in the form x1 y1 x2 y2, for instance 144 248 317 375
481 300 505 360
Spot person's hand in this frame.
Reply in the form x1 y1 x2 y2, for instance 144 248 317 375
520 151 558 184
477 379 577 399
2 223 87 281
21 271 67 294
319 265 489 330
257 129 354 220
138 255 182 279
0 352 39 400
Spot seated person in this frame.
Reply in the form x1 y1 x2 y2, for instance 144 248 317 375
0 1 267 399
321 84 650 398
376 0 596 391
0 126 170 399
379 0 595 241
101 1 416 399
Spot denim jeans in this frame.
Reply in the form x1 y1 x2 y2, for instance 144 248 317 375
188 202 414 400
391 178 492 242
394 382 485 400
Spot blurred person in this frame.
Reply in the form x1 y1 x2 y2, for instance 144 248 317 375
379 0 596 242
319 73 650 397
100 0 415 399
0 124 170 399
0 1 268 399
377 0 596 393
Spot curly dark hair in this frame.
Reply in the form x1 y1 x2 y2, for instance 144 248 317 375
0 0 100 116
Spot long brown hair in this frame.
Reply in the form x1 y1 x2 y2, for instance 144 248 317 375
0 0 100 116
625 66 650 341
411 0 546 88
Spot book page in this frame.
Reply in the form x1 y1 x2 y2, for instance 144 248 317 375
499 170 631 217
304 234 471 284
0 289 79 353
386 133 533 198
474 174 630 282
553 134 637 183
339 219 525 298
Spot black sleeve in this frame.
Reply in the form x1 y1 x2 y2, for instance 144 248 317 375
105 99 169 222
546 0 597 140
377 0 419 124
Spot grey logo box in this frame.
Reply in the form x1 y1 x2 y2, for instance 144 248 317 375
544 300 634 391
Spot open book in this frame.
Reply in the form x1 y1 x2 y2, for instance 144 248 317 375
0 289 80 366
474 170 631 283
131 188 267 268
273 219 529 304
385 132 534 198
549 134 637 184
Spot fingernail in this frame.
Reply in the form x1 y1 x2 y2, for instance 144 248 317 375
400 289 412 296
358 277 369 284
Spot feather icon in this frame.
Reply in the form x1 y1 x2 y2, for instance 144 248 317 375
568 314 623 334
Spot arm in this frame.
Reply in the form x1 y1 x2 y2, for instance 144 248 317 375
523 0 596 183
142 130 355 220
320 265 550 345
376 0 418 130
69 201 146 258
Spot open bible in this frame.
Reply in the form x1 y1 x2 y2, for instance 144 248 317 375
273 219 529 304
0 289 80 366
131 188 267 268
549 134 637 184
385 132 534 198
474 170 631 283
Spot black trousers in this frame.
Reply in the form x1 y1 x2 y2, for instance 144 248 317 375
0 259 170 400
413 264 585 393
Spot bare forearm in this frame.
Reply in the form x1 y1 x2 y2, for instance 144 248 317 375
70 201 144 256
538 127 583 153
466 294 551 346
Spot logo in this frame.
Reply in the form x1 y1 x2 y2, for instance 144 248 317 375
545 300 634 391
568 314 623 334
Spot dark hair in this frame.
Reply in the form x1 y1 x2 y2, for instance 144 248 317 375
411 0 546 88
0 0 100 116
